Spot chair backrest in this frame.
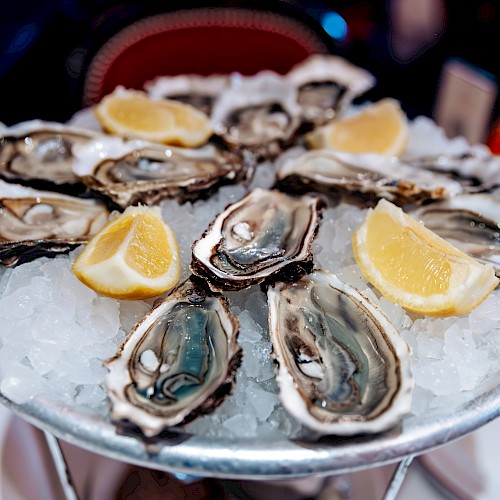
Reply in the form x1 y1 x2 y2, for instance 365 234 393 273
83 8 330 106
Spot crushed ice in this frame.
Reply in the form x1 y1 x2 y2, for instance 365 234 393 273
0 118 499 439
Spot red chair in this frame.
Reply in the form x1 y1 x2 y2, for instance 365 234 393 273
487 120 500 154
83 7 330 106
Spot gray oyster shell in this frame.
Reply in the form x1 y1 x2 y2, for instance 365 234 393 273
267 270 414 435
406 151 500 193
0 183 109 266
191 188 325 291
145 74 229 116
0 120 96 195
412 192 500 276
210 72 302 160
275 149 463 205
286 55 375 127
105 277 241 438
73 137 248 208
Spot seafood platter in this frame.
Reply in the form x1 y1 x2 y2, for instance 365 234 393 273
0 55 499 478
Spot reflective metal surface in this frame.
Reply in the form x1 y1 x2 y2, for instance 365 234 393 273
0 370 498 480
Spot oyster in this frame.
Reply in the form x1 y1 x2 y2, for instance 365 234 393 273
406 151 500 193
73 137 248 208
267 270 414 435
105 277 241 438
145 74 229 115
0 182 109 266
275 149 463 205
210 71 301 159
191 188 325 291
412 192 500 276
0 120 96 195
286 55 375 127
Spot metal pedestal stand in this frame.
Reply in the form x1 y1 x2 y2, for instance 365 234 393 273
41 431 414 500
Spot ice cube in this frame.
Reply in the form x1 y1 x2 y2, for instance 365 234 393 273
75 384 107 409
246 381 279 422
223 413 258 437
0 363 50 404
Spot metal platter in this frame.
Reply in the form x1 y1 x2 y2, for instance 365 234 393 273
0 369 498 480
1 90 499 483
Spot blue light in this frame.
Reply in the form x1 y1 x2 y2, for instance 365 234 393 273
321 12 348 41
174 472 202 482
7 23 38 54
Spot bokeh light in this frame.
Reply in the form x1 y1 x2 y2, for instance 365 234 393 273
321 11 348 41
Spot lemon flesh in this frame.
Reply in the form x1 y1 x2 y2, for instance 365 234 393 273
73 206 181 300
307 98 409 155
353 199 499 316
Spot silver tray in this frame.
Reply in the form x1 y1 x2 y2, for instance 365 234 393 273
1 370 499 480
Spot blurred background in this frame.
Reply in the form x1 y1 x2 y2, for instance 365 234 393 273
1 0 499 146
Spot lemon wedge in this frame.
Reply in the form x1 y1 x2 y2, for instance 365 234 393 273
94 87 213 147
306 98 410 155
353 199 499 316
73 205 181 300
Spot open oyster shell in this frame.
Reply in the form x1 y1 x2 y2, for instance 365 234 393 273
191 188 325 291
268 270 414 435
0 181 110 266
145 74 230 116
275 149 463 205
406 151 500 193
105 277 241 438
0 120 97 195
412 192 500 276
210 71 302 160
286 55 376 128
73 136 249 208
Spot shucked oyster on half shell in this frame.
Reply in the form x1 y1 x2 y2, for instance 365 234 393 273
191 188 325 292
144 74 230 116
412 192 500 276
105 277 241 438
73 136 249 208
275 149 463 205
268 270 414 435
406 151 500 193
210 71 302 160
286 55 376 128
0 181 110 266
0 120 97 195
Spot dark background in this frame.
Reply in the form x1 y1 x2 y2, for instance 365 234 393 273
1 1 499 132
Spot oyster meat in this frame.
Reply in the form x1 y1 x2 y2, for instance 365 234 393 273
412 192 500 276
0 181 109 266
210 72 301 159
0 120 97 195
105 277 241 438
286 55 376 127
191 188 325 291
275 149 463 205
145 74 229 116
267 270 414 435
73 137 248 208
